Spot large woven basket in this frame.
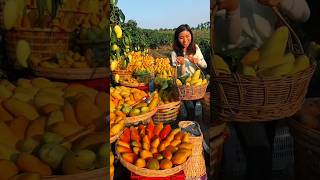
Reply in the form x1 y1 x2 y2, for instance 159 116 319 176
124 108 157 126
115 145 188 177
178 121 207 178
154 101 181 124
5 28 70 66
211 6 316 122
43 168 106 180
288 117 320 180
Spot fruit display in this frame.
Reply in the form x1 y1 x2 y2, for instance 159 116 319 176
3 0 106 31
110 86 160 120
30 49 103 69
0 77 107 178
176 69 209 86
116 121 193 170
213 26 311 78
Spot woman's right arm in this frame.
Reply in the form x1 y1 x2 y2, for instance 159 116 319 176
214 0 241 50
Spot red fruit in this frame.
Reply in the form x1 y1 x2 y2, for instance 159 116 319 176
130 127 141 142
159 124 171 140
154 122 163 136
120 128 131 143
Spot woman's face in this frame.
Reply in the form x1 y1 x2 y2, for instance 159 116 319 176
178 30 192 49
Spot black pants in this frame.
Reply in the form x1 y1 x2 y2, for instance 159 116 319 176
234 121 276 180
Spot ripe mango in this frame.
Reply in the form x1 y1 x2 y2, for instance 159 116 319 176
0 122 18 148
3 0 19 30
0 159 19 180
3 98 39 120
116 145 132 153
258 53 295 78
34 91 64 108
75 95 103 126
62 150 96 174
16 40 31 68
47 110 64 127
41 104 61 115
151 137 160 149
212 55 231 74
72 132 106 150
25 116 46 138
129 108 140 117
0 85 13 99
289 55 310 74
8 116 29 140
170 139 181 147
0 103 13 122
110 120 125 137
122 152 137 164
153 153 164 161
257 26 289 70
178 143 193 150
160 159 173 169
171 151 190 165
162 150 172 160
64 84 98 103
117 140 131 149
140 150 153 160
241 49 260 66
16 153 52 176
240 65 256 77
63 100 79 125
18 137 40 154
135 158 146 168
146 158 160 170
50 122 84 138
31 78 56 89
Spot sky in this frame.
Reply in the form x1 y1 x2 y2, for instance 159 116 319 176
117 0 210 29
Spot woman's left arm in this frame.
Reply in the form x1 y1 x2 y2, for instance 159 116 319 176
194 46 207 69
259 0 310 22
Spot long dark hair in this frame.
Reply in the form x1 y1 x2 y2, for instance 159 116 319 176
173 24 196 57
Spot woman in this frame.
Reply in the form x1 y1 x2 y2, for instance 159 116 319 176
171 24 207 77
213 0 310 180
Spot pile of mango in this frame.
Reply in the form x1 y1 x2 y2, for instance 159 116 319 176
116 121 192 170
176 70 208 86
154 58 173 75
213 26 310 78
0 78 108 178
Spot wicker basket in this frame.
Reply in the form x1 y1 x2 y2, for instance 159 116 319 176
5 28 70 66
288 98 320 179
43 168 106 180
178 121 207 178
177 83 208 101
124 108 157 126
119 81 147 88
110 128 123 144
115 144 188 177
32 66 108 80
154 101 181 123
211 6 316 122
112 70 132 80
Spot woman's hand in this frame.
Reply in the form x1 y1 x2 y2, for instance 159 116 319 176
214 0 240 11
187 55 199 65
258 0 281 7
176 56 185 65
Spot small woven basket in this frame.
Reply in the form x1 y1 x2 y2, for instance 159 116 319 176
154 101 181 124
5 28 70 66
178 121 207 178
32 66 108 80
115 145 188 177
211 5 316 122
43 168 106 180
124 108 157 126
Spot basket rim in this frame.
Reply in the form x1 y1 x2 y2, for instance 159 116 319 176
115 144 189 177
120 81 147 88
158 101 181 109
125 108 158 125
43 168 105 179
110 128 124 144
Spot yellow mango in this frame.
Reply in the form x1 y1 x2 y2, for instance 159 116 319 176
26 116 46 138
72 132 106 150
191 70 201 82
0 159 19 180
240 65 256 77
31 78 56 89
171 151 190 165
259 53 295 77
257 26 289 69
63 100 79 125
16 153 52 176
0 103 14 122
0 122 18 148
212 55 231 74
3 98 39 120
50 122 84 138
75 95 103 126
0 84 13 99
289 55 310 74
241 49 260 66
16 40 31 68
8 116 29 140
3 0 19 30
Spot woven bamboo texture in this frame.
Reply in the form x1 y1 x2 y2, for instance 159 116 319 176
32 66 108 80
112 70 132 80
115 144 188 177
5 28 70 65
119 81 146 88
177 83 208 101
43 168 106 180
178 121 206 178
288 116 320 180
124 108 157 126
154 101 181 123
211 5 317 122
